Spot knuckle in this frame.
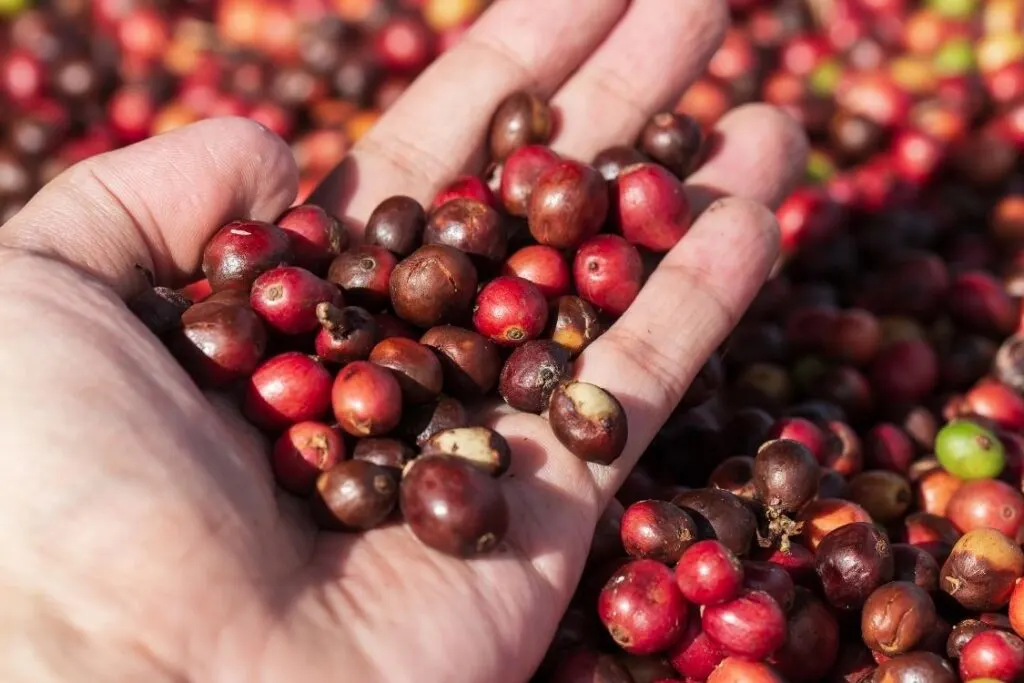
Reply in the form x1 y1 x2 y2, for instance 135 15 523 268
358 134 455 191
584 69 647 122
459 33 535 86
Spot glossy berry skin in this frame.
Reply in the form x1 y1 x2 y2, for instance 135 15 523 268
550 296 602 356
675 540 744 606
312 460 398 532
620 500 698 565
275 205 348 272
331 361 404 437
593 145 650 181
528 160 610 249
707 658 785 683
489 91 553 162
499 144 561 217
598 559 690 655
798 498 873 550
420 326 502 399
673 488 758 557
753 544 817 584
964 382 1024 432
352 438 414 473
548 381 629 465
638 112 704 178
668 620 726 681
368 338 443 404
753 438 820 513
472 276 548 346
271 421 345 495
431 175 497 211
202 220 293 292
959 630 1024 682
767 417 827 462
364 195 426 257
243 353 333 432
398 395 469 448
949 476 1024 536
389 245 478 328
614 163 692 253
814 522 895 610
1009 578 1024 638
573 234 644 317
902 512 961 563
400 454 509 557
502 245 571 299
940 529 1024 612
424 197 506 264
874 652 957 683
168 297 268 388
701 590 787 660
314 304 378 366
498 340 572 414
326 244 397 310
250 266 343 335
742 562 796 613
935 420 1006 480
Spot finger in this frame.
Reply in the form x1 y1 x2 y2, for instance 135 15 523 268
686 103 810 212
309 0 628 223
576 198 780 494
548 0 729 161
0 117 298 298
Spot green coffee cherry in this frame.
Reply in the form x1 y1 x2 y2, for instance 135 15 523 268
0 0 30 17
935 420 1005 480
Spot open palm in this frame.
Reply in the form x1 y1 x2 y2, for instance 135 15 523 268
0 0 807 680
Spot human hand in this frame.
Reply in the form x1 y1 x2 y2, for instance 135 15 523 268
0 0 807 681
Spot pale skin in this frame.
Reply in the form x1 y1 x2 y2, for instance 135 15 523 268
0 0 807 680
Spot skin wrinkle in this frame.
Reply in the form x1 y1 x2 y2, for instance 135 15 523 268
0 253 300 683
72 162 169 289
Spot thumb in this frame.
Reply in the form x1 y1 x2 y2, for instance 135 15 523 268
0 117 298 298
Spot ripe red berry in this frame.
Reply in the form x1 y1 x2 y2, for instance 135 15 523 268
271 421 346 495
472 276 548 346
332 361 404 437
614 163 692 253
574 234 644 317
502 245 571 299
598 559 690 655
675 540 745 606
250 266 343 336
243 353 334 432
702 590 787 660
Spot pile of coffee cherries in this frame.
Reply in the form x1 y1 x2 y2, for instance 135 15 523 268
133 90 710 558
0 0 489 223
12 0 1024 678
535 0 1024 681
